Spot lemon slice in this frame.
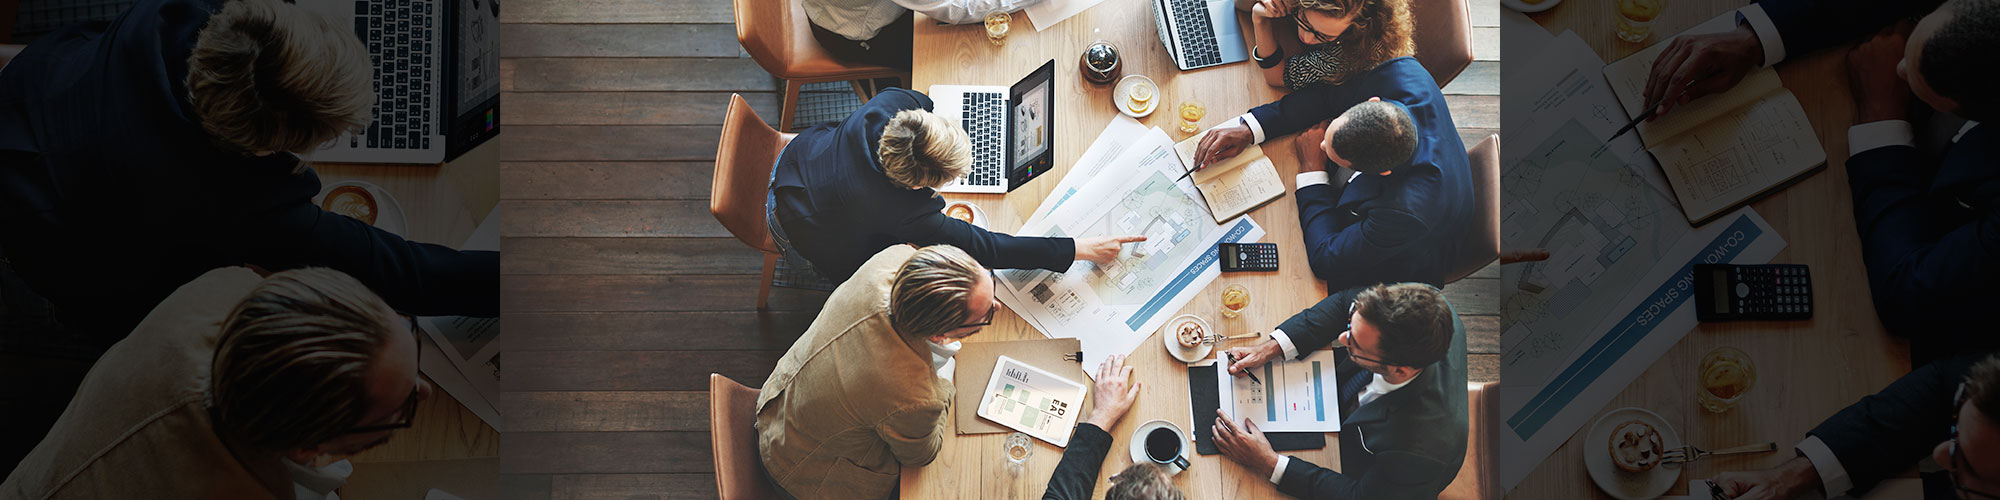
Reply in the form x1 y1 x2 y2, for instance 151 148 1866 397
1126 97 1149 113
1129 82 1154 102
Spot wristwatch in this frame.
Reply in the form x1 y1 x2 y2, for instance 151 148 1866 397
1252 45 1283 69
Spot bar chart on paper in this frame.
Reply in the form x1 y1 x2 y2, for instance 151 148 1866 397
1218 350 1342 432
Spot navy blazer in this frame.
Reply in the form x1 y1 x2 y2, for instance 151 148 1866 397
1850 125 2000 359
1756 0 1944 60
1245 57 1473 290
0 0 498 340
1807 353 1984 497
771 88 1072 282
1269 285 1469 500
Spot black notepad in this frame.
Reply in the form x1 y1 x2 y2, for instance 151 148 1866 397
1187 364 1328 455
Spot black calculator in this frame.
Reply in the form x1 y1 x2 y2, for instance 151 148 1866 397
1692 264 1812 321
1220 243 1279 272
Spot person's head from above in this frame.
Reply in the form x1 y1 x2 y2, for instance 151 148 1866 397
1936 355 2000 499
1338 283 1453 384
889 245 996 345
1105 463 1188 500
209 268 432 465
1904 0 2000 122
878 109 974 190
187 0 374 166
1290 0 1414 58
1321 98 1418 175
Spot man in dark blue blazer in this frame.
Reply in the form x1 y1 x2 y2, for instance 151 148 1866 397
1643 0 2000 365
1210 283 1468 500
770 88 1141 283
1189 57 1473 291
0 0 498 342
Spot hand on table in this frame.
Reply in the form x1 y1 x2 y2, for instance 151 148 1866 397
1212 409 1283 476
1083 355 1142 430
1294 120 1330 173
1846 21 1915 123
1642 23 1764 119
1075 236 1146 265
1711 456 1821 500
1193 122 1255 169
1221 340 1285 376
1250 0 1291 19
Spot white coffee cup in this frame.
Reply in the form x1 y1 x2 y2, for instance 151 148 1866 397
1129 419 1191 475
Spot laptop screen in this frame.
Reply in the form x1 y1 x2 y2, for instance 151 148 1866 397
454 0 502 117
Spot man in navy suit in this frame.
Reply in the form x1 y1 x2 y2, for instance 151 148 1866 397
769 88 1140 283
1643 0 1999 365
1210 283 1468 500
1189 57 1473 291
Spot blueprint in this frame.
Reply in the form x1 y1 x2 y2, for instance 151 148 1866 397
1000 127 1265 374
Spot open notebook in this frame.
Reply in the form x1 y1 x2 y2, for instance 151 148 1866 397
1602 13 1826 225
1174 128 1288 223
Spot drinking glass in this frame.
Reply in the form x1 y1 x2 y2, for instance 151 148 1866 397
1003 432 1033 465
1179 100 1207 135
984 11 1011 46
1697 346 1755 413
1614 0 1663 43
1221 284 1249 319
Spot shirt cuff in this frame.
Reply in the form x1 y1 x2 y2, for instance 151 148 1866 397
1296 171 1331 189
1848 120 1915 156
1737 5 1785 67
1796 436 1854 498
1270 329 1302 359
1268 455 1290 484
1239 114 1268 144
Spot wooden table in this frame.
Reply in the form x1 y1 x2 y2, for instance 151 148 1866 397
1507 1 1911 497
898 2 1339 498
318 145 503 496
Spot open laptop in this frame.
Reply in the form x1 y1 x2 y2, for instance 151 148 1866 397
1150 0 1250 71
928 59 1057 194
299 0 502 164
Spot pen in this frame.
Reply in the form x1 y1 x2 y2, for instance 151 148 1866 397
1706 479 1730 500
1228 352 1261 384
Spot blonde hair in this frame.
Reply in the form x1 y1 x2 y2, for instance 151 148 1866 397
877 109 972 189
210 268 401 453
1106 463 1187 500
888 245 984 340
1294 0 1415 83
187 0 374 165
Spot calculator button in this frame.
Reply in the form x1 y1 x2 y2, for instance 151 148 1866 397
1735 283 1751 298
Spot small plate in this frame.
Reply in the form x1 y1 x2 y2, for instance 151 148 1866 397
1115 75 1159 118
1585 407 1682 500
315 180 408 236
1162 314 1214 364
1502 0 1560 13
942 200 988 230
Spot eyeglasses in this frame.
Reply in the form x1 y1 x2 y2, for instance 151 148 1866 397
1952 383 2000 500
338 316 425 436
1291 10 1345 45
952 270 1002 331
1332 302 1396 367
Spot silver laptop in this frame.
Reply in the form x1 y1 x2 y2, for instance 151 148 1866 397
927 60 1057 194
298 0 502 165
1151 0 1251 71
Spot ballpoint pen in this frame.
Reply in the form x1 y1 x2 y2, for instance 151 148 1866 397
1227 352 1262 384
1604 71 1720 144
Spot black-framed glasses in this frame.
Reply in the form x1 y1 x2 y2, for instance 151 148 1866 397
1291 9 1345 45
339 316 425 436
1952 383 2000 500
955 270 1002 330
1332 302 1396 367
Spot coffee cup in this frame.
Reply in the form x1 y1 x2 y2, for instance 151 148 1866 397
1128 419 1191 475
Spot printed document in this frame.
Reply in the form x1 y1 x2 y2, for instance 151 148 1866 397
1217 350 1342 432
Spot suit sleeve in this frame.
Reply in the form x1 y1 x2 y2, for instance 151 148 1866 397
1846 144 2000 336
1040 423 1114 500
1755 0 1944 58
881 379 953 467
1807 354 1979 494
246 178 499 317
1275 452 1457 500
1295 183 1432 286
1247 83 1373 141
1275 287 1362 358
898 204 1075 272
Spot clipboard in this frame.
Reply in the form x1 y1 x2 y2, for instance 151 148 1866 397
954 338 1092 435
1187 363 1327 455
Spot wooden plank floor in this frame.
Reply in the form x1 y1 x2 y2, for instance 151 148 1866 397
497 1 1499 498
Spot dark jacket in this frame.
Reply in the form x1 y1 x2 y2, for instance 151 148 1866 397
771 88 1072 282
1245 57 1473 290
1807 353 1985 498
1269 284 1469 499
1756 0 1944 59
0 0 498 340
1040 423 1114 500
1849 124 2000 361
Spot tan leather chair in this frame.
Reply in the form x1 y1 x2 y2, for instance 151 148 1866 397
0 44 24 71
711 374 780 500
734 0 910 132
1440 381 1497 500
1409 0 1474 88
1442 134 1499 285
712 93 797 310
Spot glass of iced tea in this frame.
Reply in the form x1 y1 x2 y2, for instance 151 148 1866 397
1178 100 1207 135
984 11 1011 46
1697 346 1755 413
1614 0 1662 43
1221 284 1249 319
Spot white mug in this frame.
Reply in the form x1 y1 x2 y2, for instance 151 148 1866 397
1129 419 1191 475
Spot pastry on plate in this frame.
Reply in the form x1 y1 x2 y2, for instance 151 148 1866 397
1609 420 1665 473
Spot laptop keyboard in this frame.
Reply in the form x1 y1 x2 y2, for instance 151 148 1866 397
350 0 436 151
1169 0 1222 67
959 92 1006 187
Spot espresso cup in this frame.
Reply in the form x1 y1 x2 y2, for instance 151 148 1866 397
1128 419 1191 475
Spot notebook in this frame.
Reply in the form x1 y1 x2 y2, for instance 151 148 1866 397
1173 128 1288 223
1186 363 1327 455
1601 13 1826 225
953 338 1090 435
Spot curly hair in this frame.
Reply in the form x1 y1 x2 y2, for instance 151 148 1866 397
1293 0 1415 84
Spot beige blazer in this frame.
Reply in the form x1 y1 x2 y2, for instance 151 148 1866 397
0 268 291 500
755 245 955 500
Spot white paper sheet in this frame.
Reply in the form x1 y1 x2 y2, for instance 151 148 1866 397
1217 350 1342 432
1030 114 1149 222
1024 0 1109 31
1503 31 1671 201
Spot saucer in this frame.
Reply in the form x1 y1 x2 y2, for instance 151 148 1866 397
1161 314 1214 363
315 180 407 236
942 200 988 230
1584 407 1681 500
1115 75 1159 118
1502 0 1560 13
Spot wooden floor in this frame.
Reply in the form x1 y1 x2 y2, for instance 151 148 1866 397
495 1 1500 498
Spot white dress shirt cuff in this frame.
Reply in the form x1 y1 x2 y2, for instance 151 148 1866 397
1296 171 1331 189
1239 114 1268 144
1268 455 1290 484
1796 436 1854 498
1737 5 1786 68
1848 120 1915 156
1270 329 1302 359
